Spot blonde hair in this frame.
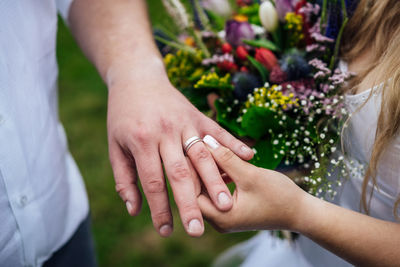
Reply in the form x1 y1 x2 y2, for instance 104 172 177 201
340 0 400 217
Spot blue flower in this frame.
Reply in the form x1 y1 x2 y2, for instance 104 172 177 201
324 0 359 40
232 72 262 101
280 50 311 81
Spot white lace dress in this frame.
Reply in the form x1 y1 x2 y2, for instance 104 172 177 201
214 81 400 267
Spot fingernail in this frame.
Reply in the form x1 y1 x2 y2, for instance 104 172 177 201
240 145 253 155
203 135 219 149
159 224 173 237
188 219 203 235
126 201 133 214
218 192 231 207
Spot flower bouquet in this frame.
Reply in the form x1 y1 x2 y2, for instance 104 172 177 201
156 0 352 199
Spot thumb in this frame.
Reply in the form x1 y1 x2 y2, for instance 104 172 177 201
203 135 255 188
197 194 233 233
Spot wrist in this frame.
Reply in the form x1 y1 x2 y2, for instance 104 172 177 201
106 54 170 92
288 191 318 233
290 192 326 236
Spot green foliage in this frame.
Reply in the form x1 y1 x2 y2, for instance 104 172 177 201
242 39 280 52
246 55 269 83
180 87 210 111
241 106 278 140
215 100 247 137
250 139 284 169
205 10 226 31
237 4 261 25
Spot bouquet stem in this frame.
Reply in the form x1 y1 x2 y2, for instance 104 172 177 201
329 0 349 70
154 35 196 54
189 28 211 58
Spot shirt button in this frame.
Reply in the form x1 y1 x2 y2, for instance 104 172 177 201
19 195 28 208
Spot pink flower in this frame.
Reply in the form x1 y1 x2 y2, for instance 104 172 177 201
311 32 335 43
298 3 320 23
269 66 288 84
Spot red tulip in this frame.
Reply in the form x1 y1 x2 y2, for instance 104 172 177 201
236 0 253 7
221 43 232 54
236 46 248 60
255 48 278 71
217 60 238 72
240 66 249 72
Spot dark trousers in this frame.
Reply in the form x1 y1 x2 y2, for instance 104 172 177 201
43 215 97 267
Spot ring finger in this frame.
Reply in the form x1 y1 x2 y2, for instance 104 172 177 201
183 130 233 211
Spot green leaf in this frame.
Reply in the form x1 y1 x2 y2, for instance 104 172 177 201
241 106 279 140
179 87 209 111
250 139 284 169
205 10 226 31
242 39 280 52
246 55 269 83
215 100 247 136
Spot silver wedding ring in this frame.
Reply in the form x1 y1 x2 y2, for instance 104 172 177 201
183 136 203 155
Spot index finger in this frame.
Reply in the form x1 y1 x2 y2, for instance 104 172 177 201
206 120 254 161
203 135 256 187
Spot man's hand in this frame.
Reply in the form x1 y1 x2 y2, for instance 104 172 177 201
68 0 253 237
107 66 253 237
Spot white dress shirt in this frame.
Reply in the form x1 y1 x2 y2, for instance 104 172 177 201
0 1 89 266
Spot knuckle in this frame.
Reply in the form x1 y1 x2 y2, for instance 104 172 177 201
191 146 211 162
139 168 158 181
214 126 227 139
115 183 134 200
144 179 165 194
151 209 171 223
180 200 198 214
132 126 153 146
169 161 191 182
219 148 235 163
115 183 130 194
159 117 174 135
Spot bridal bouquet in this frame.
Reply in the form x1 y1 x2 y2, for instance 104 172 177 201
157 0 352 199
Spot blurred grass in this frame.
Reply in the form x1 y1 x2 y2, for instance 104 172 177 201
57 1 255 266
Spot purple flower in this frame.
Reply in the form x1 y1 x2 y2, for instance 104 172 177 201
225 20 254 47
311 32 335 43
308 58 331 76
275 0 295 21
298 3 320 23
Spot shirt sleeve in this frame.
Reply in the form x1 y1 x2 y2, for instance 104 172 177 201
56 0 75 22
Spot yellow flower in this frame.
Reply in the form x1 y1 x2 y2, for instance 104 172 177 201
194 73 232 90
184 36 195 47
234 14 248 22
284 12 304 46
244 84 298 112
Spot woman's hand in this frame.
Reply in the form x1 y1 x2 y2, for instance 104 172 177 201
198 135 308 233
198 137 400 266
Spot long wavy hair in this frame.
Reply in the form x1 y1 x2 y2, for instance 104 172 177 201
340 0 400 217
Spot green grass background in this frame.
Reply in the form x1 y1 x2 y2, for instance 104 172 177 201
57 1 255 266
